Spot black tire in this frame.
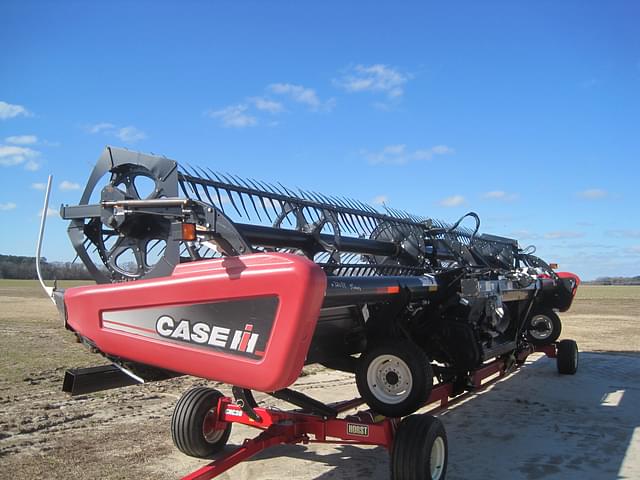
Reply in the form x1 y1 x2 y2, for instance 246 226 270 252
171 387 232 459
557 339 578 375
356 340 433 418
524 309 562 346
391 414 448 480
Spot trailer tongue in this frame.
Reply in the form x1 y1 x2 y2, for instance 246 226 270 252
39 146 580 479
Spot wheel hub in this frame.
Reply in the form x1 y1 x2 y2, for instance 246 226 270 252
202 408 225 443
385 371 399 386
367 354 413 404
529 315 553 340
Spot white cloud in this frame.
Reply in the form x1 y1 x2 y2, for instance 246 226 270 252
250 97 284 114
439 195 466 207
5 135 37 145
482 190 519 202
86 122 116 134
544 231 585 240
335 64 412 99
84 122 146 143
510 229 541 240
627 245 640 255
578 188 607 200
0 145 40 168
0 101 31 120
363 144 454 165
31 182 47 190
371 195 388 206
59 180 81 191
608 229 640 239
431 145 454 155
39 207 59 218
25 160 40 171
115 126 146 143
268 83 334 111
207 104 258 128
0 202 17 211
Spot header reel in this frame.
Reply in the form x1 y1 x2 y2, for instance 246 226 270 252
61 147 519 284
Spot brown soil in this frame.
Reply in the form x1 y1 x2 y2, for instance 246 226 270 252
0 282 638 479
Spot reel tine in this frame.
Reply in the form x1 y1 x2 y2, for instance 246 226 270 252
233 173 265 221
316 192 333 206
246 177 268 195
270 182 287 196
308 190 325 205
193 166 219 208
297 188 314 204
337 213 355 234
247 179 272 222
218 172 240 188
329 197 360 232
178 178 191 198
218 173 250 219
355 199 375 214
341 196 359 211
247 193 262 222
279 182 299 198
329 195 347 208
224 189 243 217
205 168 227 213
349 214 367 234
187 179 204 202
257 180 278 195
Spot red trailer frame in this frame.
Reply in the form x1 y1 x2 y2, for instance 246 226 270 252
180 344 558 480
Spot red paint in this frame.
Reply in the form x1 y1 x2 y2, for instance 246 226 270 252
63 253 327 392
238 331 250 352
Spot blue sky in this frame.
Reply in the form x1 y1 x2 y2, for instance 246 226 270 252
1 1 639 280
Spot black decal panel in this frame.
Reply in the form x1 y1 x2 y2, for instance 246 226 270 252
101 296 278 359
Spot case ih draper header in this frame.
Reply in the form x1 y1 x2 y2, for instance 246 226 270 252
39 146 581 479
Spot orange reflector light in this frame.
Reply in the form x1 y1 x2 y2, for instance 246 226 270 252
549 263 558 269
182 223 196 241
376 286 400 294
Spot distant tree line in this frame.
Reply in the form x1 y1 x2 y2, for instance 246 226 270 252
0 254 93 280
587 276 640 285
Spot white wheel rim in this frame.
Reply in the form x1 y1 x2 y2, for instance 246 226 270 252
366 354 413 405
430 436 446 480
529 315 553 340
202 408 225 443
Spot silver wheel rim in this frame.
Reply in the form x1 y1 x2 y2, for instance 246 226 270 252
529 315 553 340
202 408 225 443
430 436 446 480
366 354 413 405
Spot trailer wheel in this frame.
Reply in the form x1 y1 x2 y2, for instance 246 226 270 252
356 341 433 418
391 414 448 480
171 387 231 459
525 309 562 346
557 339 578 375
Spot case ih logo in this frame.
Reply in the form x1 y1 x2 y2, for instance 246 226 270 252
156 315 260 355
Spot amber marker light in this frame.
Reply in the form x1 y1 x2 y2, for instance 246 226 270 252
182 223 196 241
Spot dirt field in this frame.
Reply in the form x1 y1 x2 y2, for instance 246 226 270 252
0 281 638 479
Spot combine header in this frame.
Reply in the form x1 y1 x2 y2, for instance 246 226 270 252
39 146 581 479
